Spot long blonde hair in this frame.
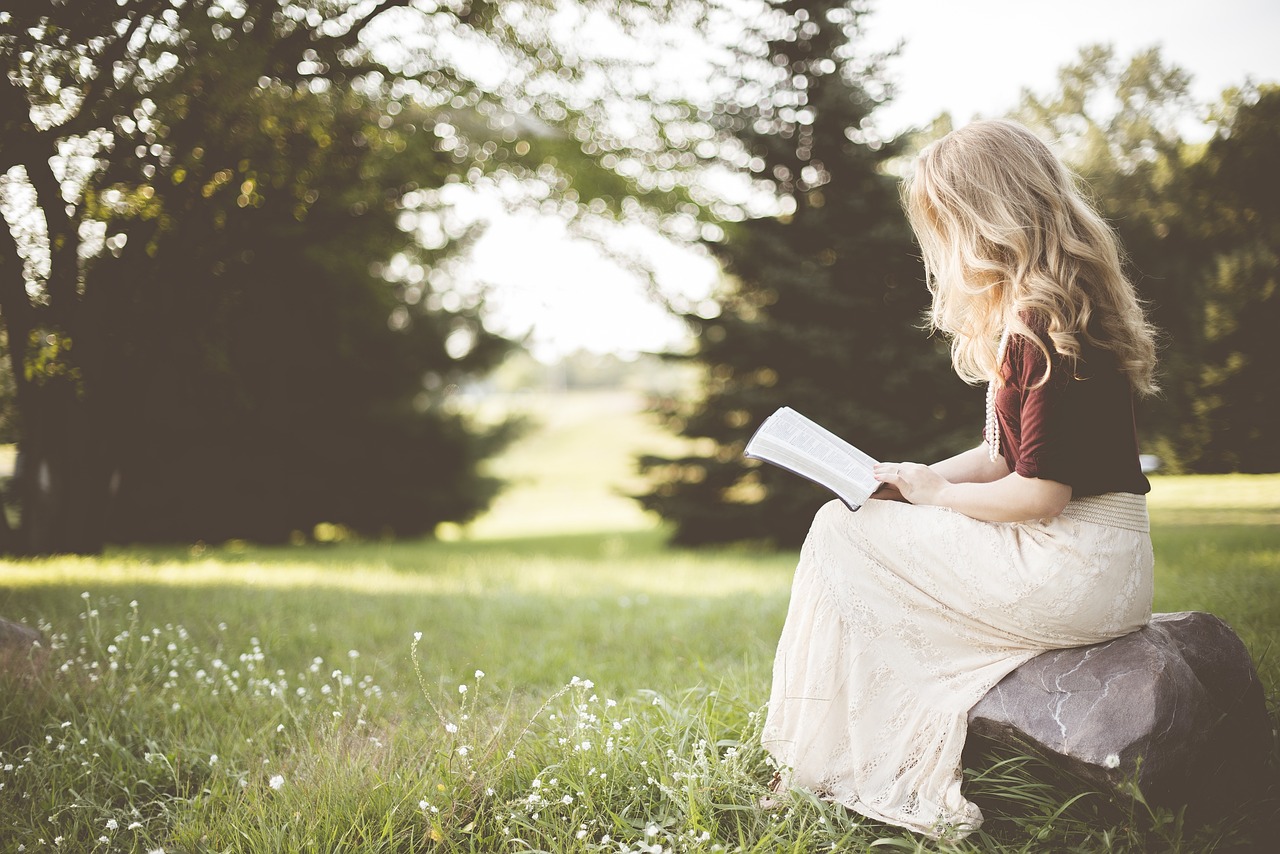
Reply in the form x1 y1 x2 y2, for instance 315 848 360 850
901 119 1158 394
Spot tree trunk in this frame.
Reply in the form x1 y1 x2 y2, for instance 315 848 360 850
0 152 112 556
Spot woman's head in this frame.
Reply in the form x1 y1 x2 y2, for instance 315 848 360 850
902 119 1157 394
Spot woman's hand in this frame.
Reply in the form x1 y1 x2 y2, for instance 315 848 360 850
873 462 952 507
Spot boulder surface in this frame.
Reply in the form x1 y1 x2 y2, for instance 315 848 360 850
966 611 1273 817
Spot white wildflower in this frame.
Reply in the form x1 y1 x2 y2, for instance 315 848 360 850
105 818 118 830
269 774 285 790
458 684 467 694
1103 753 1121 769
474 669 485 679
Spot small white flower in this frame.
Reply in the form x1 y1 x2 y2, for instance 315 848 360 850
458 684 467 694
413 631 423 642
269 774 285 790
561 794 574 805
445 722 458 734
209 754 218 765
128 822 143 830
1103 753 1121 769
474 669 485 679
419 800 428 810
105 818 118 830
457 745 469 757
98 837 109 844
348 650 359 659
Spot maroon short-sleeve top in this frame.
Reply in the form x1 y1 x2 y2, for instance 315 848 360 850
992 327 1150 496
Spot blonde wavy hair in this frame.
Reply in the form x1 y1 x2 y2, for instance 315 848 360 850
901 119 1158 394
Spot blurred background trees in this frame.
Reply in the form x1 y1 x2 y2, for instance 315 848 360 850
0 0 681 554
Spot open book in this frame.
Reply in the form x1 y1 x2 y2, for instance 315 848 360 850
743 407 880 511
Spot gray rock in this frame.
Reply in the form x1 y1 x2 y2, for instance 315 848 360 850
966 611 1273 817
0 616 43 674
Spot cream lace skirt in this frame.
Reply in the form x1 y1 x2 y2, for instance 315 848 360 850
761 494 1153 839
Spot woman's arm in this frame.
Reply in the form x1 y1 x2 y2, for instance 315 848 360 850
868 443 1009 502
929 443 1012 484
872 462 1072 523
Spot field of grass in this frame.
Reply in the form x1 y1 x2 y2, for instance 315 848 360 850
1 391 1278 852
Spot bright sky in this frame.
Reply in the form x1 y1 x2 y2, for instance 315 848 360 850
864 0 1280 138
465 0 1280 361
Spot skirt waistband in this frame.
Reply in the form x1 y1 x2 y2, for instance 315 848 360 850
1060 492 1150 533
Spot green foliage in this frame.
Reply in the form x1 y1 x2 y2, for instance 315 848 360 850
1180 86 1280 472
639 2 980 546
85 71 518 542
1015 48 1280 474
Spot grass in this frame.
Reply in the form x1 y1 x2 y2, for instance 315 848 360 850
1 391 1278 852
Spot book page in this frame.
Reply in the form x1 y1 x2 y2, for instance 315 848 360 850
744 408 879 509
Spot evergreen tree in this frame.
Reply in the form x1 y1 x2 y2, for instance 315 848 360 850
639 1 980 546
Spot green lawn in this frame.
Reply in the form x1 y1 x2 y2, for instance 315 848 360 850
1 392 1277 851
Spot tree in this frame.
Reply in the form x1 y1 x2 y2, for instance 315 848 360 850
638 1 980 546
0 0 690 552
2 1 445 553
1181 86 1280 472
88 74 520 543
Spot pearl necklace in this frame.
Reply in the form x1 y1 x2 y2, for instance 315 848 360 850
985 329 1010 462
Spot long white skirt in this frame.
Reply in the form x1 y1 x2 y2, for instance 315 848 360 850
761 494 1154 839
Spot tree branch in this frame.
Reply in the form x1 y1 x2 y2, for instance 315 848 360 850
0 209 35 407
264 0 411 79
21 155 80 327
36 0 173 147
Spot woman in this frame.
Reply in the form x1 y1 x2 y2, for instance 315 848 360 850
760 119 1160 840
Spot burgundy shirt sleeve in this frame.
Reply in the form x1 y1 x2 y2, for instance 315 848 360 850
1008 335 1065 482
993 330 1150 496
